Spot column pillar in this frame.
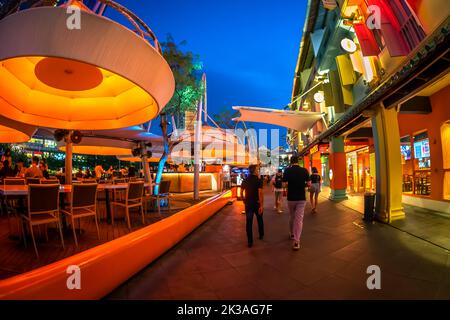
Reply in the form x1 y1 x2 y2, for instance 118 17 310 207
303 153 311 171
371 103 405 222
329 136 348 201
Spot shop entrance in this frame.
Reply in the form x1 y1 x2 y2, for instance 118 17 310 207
345 145 375 194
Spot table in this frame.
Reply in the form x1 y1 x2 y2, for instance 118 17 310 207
0 183 149 225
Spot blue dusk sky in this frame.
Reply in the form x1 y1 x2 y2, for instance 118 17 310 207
106 0 307 147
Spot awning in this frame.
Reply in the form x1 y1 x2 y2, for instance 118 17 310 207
232 106 324 132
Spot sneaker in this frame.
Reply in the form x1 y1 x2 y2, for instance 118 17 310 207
289 234 294 240
278 210 283 214
273 206 277 210
248 242 253 248
293 242 300 250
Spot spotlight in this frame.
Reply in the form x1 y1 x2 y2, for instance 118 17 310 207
54 129 69 142
70 130 83 144
132 147 141 157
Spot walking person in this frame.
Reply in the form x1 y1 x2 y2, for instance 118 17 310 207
241 164 264 248
271 169 284 213
309 167 321 213
283 156 311 250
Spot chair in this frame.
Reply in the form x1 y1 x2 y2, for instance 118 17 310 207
111 181 145 229
40 178 60 185
4 178 26 185
60 183 99 247
81 178 97 183
21 184 64 258
147 180 172 214
112 178 127 202
3 178 26 233
26 177 41 185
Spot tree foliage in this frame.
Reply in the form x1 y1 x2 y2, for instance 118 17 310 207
161 34 203 128
212 109 240 129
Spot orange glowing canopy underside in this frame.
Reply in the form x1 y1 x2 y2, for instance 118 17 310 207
0 57 158 130
59 145 133 156
0 125 31 143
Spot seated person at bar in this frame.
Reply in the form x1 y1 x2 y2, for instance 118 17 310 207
0 160 15 179
128 165 136 177
84 168 93 179
25 156 43 178
14 159 27 177
39 160 50 179
75 168 84 179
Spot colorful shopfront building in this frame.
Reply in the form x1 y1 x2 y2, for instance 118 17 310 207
290 0 450 221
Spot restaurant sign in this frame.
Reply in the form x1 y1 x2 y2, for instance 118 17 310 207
310 145 319 154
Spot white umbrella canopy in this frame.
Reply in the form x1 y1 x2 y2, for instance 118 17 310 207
0 4 174 130
170 125 253 165
232 106 324 132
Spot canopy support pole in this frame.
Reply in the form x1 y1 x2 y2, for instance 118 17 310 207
65 132 73 185
193 97 203 201
140 141 152 193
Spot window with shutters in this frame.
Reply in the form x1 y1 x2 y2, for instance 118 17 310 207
386 0 426 51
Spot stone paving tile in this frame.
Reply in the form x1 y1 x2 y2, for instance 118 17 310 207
167 273 213 296
214 283 269 300
107 186 450 300
201 268 253 291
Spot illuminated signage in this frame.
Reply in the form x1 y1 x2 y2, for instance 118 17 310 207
313 92 325 103
310 145 319 154
341 38 357 53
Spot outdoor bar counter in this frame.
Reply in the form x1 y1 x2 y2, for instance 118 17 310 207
161 172 220 192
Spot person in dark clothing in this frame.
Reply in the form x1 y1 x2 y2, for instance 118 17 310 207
241 164 264 248
309 167 322 213
39 161 50 179
0 160 15 179
128 166 136 178
283 156 311 250
271 169 284 213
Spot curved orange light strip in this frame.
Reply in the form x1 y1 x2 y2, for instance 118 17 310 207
0 191 231 299
59 145 132 156
0 124 31 143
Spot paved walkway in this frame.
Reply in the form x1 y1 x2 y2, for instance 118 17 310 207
334 188 450 251
107 186 450 300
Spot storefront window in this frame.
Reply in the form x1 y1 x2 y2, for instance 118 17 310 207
400 135 413 193
401 132 432 196
413 131 431 196
346 146 372 193
441 121 450 200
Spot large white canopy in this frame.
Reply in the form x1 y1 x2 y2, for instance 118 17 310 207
232 106 324 132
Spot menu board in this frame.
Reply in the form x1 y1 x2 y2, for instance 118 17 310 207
400 144 411 160
413 139 430 159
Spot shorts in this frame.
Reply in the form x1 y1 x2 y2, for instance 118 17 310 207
275 190 283 202
309 183 321 194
